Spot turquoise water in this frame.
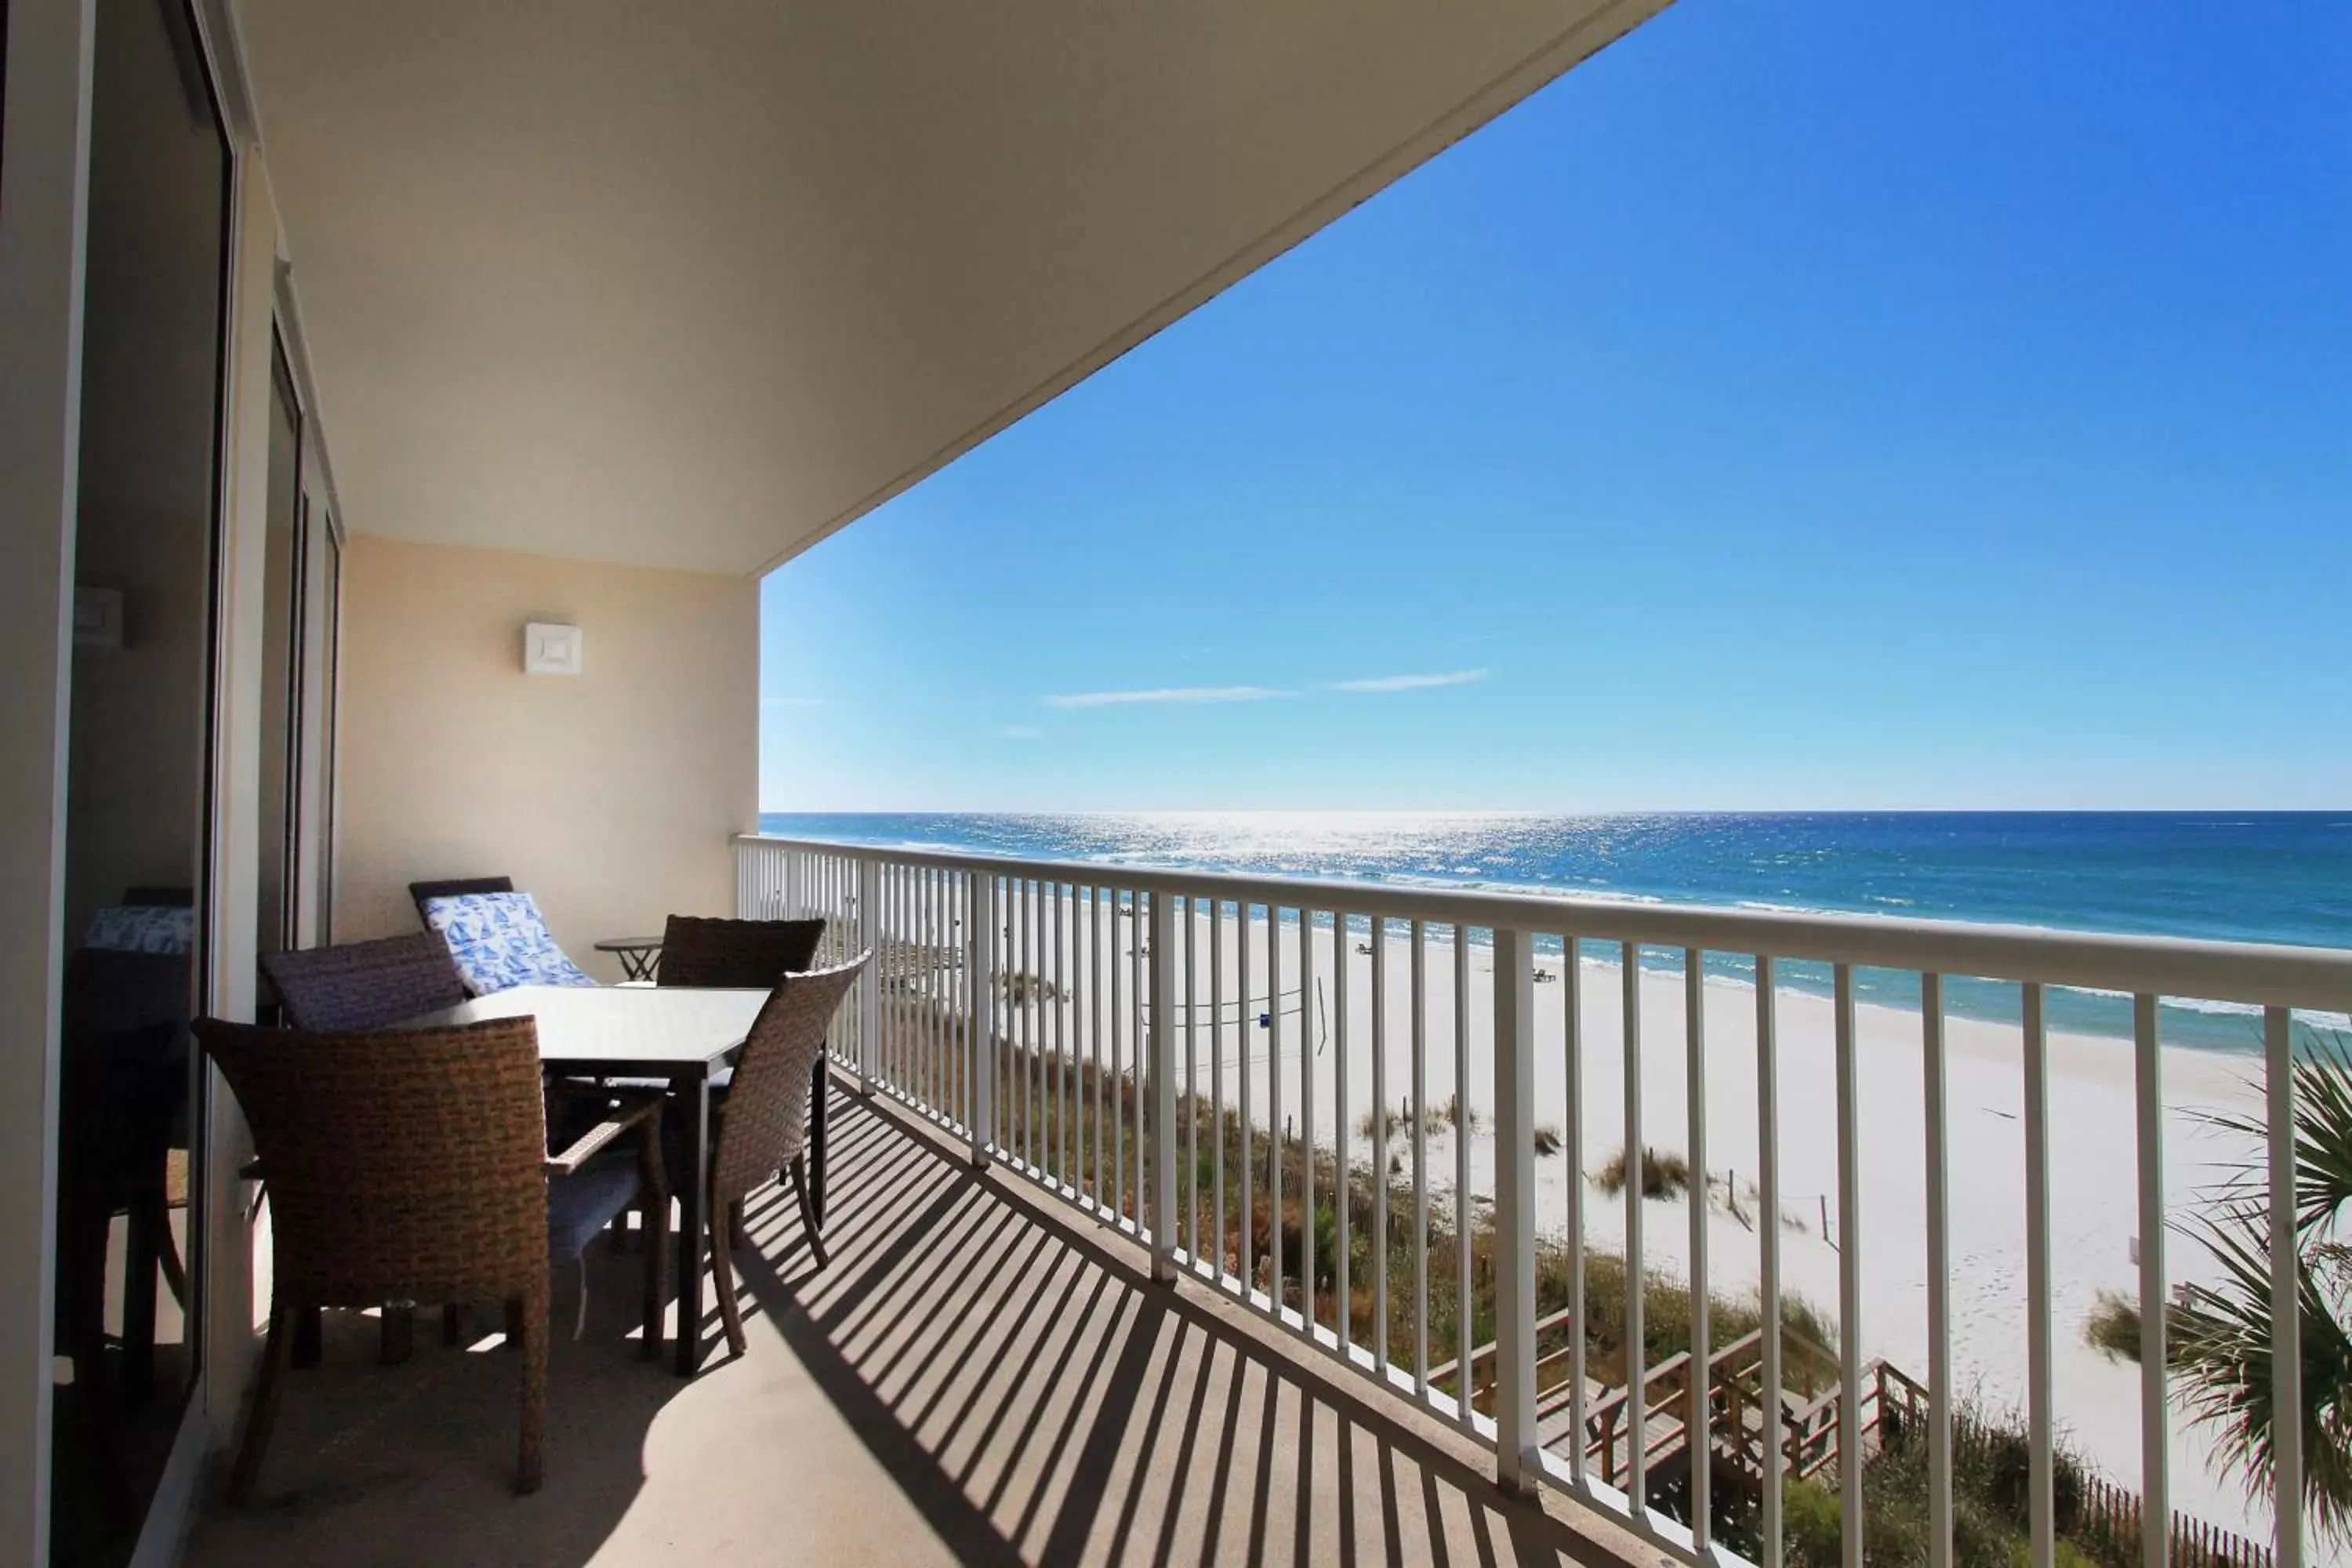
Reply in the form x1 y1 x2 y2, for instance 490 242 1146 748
757 812 2352 1051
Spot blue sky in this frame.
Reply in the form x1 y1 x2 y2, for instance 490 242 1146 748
760 0 2351 813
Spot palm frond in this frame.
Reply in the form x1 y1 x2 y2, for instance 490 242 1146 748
2200 1032 2352 1236
2169 1203 2352 1544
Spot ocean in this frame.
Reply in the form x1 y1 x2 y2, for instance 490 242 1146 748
755 811 2352 1051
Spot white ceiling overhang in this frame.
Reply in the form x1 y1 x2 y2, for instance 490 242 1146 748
231 0 1671 575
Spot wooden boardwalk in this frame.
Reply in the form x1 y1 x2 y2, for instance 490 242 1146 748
1447 1317 2274 1568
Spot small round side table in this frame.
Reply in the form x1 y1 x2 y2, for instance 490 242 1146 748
593 936 664 983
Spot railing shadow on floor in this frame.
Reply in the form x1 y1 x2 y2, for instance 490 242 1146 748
183 1076 1643 1568
728 1082 1636 1568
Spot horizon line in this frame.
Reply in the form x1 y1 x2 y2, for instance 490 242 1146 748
753 804 2352 817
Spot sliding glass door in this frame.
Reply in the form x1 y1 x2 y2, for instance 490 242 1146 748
258 343 342 966
53 0 232 1560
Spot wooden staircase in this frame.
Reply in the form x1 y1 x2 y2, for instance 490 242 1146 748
1446 1318 2273 1567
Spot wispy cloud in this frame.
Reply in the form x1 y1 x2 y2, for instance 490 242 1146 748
1042 686 1292 709
997 724 1044 740
1328 669 1489 694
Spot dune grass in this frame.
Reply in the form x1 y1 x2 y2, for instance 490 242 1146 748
1591 1143 1693 1200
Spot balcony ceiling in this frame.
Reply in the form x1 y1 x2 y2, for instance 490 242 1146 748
233 0 1668 575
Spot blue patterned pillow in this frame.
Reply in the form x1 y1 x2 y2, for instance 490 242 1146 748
82 905 196 955
422 891 596 996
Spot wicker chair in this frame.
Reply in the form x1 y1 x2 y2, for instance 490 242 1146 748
262 934 467 1033
655 915 827 989
261 933 509 1362
197 1015 669 1500
699 955 867 1357
652 916 831 1239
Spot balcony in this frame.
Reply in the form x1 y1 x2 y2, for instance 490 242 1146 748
154 829 2345 1566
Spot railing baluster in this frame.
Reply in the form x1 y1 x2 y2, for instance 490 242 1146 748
2267 1004 2304 1568
1623 940 1646 1511
1336 910 1352 1348
1212 898 1226 1285
1004 877 1018 1150
1758 953 1783 1568
1838 961 1864 1568
936 865 949 1111
966 870 993 1163
1151 890 1177 1279
1684 946 1711 1552
1186 894 1200 1263
2024 980 2053 1568
931 869 941 1114
926 866 940 1112
904 863 917 1106
1113 888 1127 1221
1032 877 1045 1171
855 858 876 1094
1091 886 1104 1207
1002 877 1016 1140
1564 935 1586 1486
1301 906 1317 1335
909 865 924 1109
906 865 917 1097
1925 972 1952 1568
1456 924 1472 1432
2136 993 2169 1568
1134 889 1147 1219
1240 901 1255 1303
1058 881 1071 1191
875 869 889 1091
1029 880 1042 1161
1040 880 1053 1177
1494 924 1537 1494
1372 915 1389 1374
956 869 970 1125
1414 918 1429 1399
1271 905 1285 1319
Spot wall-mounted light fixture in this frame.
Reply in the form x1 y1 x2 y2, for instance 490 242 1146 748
523 622 583 675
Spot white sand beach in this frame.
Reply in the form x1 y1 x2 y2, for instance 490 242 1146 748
999 894 2278 1543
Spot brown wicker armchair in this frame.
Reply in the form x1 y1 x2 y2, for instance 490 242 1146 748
260 935 489 1365
650 915 833 1239
197 1015 669 1500
655 915 828 989
261 934 466 1032
701 955 868 1358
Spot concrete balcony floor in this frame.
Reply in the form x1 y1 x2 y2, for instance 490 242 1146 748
184 1080 1648 1567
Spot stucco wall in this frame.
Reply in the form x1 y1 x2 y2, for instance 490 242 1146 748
335 535 757 978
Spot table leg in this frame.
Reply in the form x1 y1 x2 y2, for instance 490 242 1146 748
675 1072 709 1377
808 1057 828 1230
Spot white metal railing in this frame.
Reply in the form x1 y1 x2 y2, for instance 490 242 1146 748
735 832 2350 1568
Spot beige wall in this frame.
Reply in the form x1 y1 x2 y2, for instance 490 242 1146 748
336 536 757 978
